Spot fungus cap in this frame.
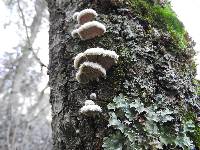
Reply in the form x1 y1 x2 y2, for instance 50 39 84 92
71 29 78 38
90 93 97 100
73 12 80 20
85 100 95 106
76 62 106 83
71 21 106 40
73 9 98 25
80 104 102 114
74 48 119 69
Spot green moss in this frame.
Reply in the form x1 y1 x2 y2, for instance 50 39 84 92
128 0 187 49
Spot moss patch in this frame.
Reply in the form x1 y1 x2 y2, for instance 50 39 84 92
128 0 187 49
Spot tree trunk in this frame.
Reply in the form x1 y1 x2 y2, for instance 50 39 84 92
47 0 198 150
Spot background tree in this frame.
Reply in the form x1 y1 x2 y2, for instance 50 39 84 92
46 0 200 149
0 0 52 149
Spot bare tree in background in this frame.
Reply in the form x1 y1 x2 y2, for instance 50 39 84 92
0 0 52 149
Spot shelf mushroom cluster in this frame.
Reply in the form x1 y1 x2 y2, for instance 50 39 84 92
71 9 119 115
74 48 119 83
71 9 106 40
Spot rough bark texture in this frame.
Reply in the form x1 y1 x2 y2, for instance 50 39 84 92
47 0 197 150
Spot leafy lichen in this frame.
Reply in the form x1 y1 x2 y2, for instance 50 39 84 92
103 94 196 150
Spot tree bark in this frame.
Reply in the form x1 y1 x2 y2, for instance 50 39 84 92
47 1 197 150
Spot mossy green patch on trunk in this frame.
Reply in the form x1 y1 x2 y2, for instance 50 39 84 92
128 0 187 49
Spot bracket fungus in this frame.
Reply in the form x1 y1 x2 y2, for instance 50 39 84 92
74 48 119 70
80 100 102 116
71 21 106 40
76 62 106 83
73 9 98 25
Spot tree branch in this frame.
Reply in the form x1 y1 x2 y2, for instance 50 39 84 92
17 0 47 68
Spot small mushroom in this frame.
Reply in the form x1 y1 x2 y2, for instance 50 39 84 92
74 48 119 70
71 21 106 40
90 93 97 100
80 100 102 116
76 62 106 83
73 9 98 25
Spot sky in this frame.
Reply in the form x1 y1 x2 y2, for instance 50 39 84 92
171 0 200 79
0 0 200 79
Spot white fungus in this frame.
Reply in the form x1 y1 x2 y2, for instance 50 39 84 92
90 93 97 100
74 52 85 67
85 100 95 106
71 29 78 38
73 9 98 25
71 21 106 40
80 105 102 113
80 100 102 115
76 62 106 83
74 48 119 69
73 12 80 20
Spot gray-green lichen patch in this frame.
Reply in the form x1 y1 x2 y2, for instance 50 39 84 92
88 8 198 150
103 94 196 149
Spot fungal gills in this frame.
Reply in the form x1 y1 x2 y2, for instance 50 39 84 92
76 62 106 83
74 48 119 69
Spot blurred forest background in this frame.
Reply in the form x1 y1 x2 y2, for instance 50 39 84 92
0 0 200 150
0 0 51 149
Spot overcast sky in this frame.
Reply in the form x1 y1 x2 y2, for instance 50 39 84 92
0 0 200 79
171 0 200 79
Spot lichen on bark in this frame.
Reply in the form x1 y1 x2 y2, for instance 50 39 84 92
47 0 199 149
